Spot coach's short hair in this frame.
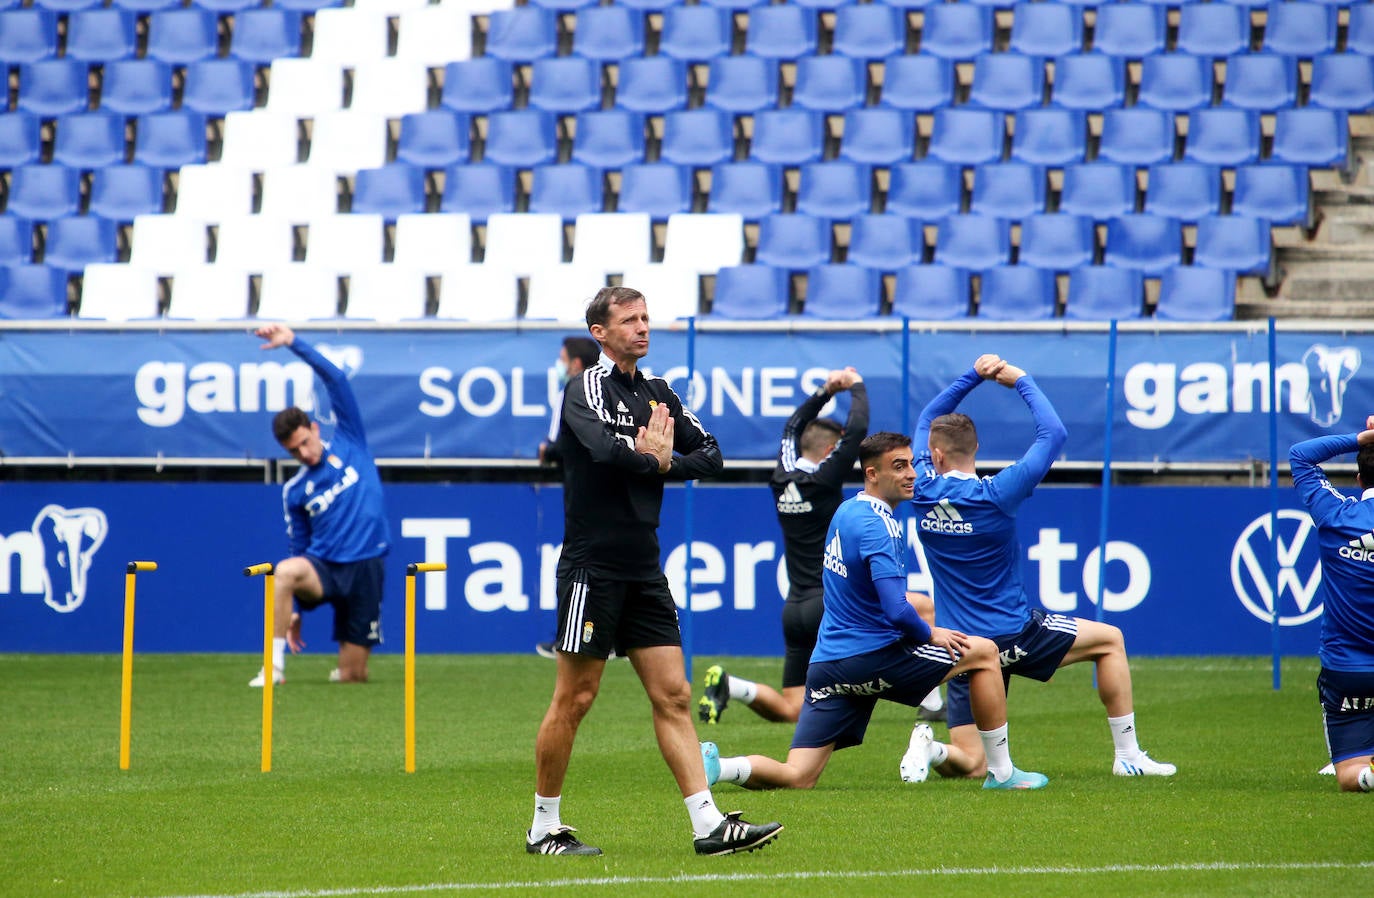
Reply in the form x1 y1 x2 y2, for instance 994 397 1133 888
1358 445 1374 486
859 431 911 470
563 335 600 370
800 419 843 456
585 286 646 331
272 407 311 444
929 413 977 458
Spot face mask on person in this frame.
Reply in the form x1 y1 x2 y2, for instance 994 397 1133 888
555 359 570 384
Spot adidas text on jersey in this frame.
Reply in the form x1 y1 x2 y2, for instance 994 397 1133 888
1340 531 1374 562
920 499 973 534
776 481 813 515
823 532 848 577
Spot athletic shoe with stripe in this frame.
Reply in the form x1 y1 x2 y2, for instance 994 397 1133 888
525 825 602 856
982 767 1049 790
248 666 284 687
900 723 934 783
701 741 721 786
698 664 730 724
1112 752 1176 776
693 812 782 856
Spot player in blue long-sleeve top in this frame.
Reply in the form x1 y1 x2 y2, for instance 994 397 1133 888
900 354 1176 782
1291 419 1374 793
249 323 390 687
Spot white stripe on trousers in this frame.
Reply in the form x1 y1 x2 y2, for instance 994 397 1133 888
560 576 588 653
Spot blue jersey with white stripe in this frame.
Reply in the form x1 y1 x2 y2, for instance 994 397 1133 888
1291 433 1374 672
814 493 911 662
280 337 389 563
911 369 1066 637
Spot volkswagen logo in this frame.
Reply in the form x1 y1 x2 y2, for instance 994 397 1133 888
1230 510 1324 626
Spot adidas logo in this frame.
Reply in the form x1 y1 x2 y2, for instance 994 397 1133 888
617 401 629 413
823 532 848 578
920 499 973 534
1340 531 1374 562
776 481 813 515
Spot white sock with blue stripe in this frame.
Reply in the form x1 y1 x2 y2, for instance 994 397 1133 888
1108 713 1141 760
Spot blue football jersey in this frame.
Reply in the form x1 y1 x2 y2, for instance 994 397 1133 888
814 493 910 662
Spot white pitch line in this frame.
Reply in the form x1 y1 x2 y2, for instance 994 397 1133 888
154 859 1374 898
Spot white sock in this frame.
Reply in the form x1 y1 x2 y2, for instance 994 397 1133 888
728 676 759 704
685 789 726 838
1108 713 1141 760
979 723 1014 782
530 794 560 841
920 687 944 712
1358 764 1374 793
718 756 753 785
928 741 949 766
272 637 287 671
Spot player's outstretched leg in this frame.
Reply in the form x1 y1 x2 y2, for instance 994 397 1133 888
698 664 730 724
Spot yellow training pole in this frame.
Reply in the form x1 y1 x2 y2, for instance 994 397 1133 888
405 562 447 773
244 563 275 772
119 561 157 770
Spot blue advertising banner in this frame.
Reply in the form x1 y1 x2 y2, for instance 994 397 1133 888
0 326 1369 463
0 481 1329 658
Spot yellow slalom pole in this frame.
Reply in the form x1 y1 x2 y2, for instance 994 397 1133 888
244 563 275 772
405 562 447 773
119 561 157 771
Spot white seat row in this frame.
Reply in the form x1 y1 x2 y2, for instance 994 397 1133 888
303 6 476 69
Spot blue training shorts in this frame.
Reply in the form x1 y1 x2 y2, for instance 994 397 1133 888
301 555 385 647
1318 667 1374 763
946 609 1078 729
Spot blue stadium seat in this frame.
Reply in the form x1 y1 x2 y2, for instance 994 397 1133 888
1270 108 1348 170
145 8 217 66
926 108 1003 166
1220 53 1298 112
1261 2 1336 58
891 263 970 319
0 264 67 319
52 111 125 169
659 7 731 62
0 9 57 64
661 108 735 167
397 110 470 169
1143 161 1221 223
878 54 954 111
1182 108 1260 167
744 5 818 61
98 60 174 116
1008 2 1082 57
1010 108 1085 167
710 264 789 318
572 5 645 62
529 0 599 11
1154 266 1236 322
17 60 88 117
352 164 428 220
0 111 40 167
1063 266 1144 320
229 9 303 66
919 4 993 60
977 264 1056 320
572 109 646 169
969 162 1043 221
1136 53 1214 113
1231 162 1313 230
1194 213 1274 280
966 53 1045 112
1091 3 1165 58
1049 53 1125 110
618 0 680 9
485 7 558 63
1097 108 1175 167
112 0 183 12
439 163 516 223
33 0 102 11
1348 4 1374 56
529 57 603 115
934 214 1009 271
41 215 117 273
200 0 269 16
528 162 605 221
1018 212 1095 271
181 60 256 117
617 163 693 218
876 0 942 9
846 213 922 270
839 108 915 166
0 216 33 266
275 0 344 12
482 109 558 168
704 56 779 114
791 56 866 113
832 5 905 60
1308 54 1374 113
615 57 688 114
1059 162 1136 221
755 213 832 269
1103 214 1182 276
5 164 81 220
440 59 515 115
802 264 882 319
707 161 782 220
748 109 825 166
88 164 165 221
886 161 962 220
1176 4 1250 58
797 162 873 220
133 111 208 169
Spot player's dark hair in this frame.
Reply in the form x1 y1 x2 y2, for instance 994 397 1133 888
1358 445 1374 486
585 286 645 331
859 431 911 470
800 419 843 456
563 335 600 370
272 407 311 444
929 413 978 458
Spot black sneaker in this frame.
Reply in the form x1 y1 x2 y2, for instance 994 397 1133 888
535 642 557 659
917 705 947 723
526 826 602 856
693 812 783 856
698 664 729 724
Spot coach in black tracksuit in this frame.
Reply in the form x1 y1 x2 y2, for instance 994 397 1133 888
526 286 783 859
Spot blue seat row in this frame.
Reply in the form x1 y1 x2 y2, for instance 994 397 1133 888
0 111 208 177
9 58 258 117
0 8 302 65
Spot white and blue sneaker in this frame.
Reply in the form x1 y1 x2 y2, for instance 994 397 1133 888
899 723 934 783
983 767 1049 790
701 741 721 786
1113 752 1176 777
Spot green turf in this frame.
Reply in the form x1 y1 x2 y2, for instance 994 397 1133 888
2 654 1370 898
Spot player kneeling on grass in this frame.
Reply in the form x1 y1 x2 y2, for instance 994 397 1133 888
702 433 1047 792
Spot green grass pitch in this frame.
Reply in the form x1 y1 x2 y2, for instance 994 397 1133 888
3 653 1371 898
